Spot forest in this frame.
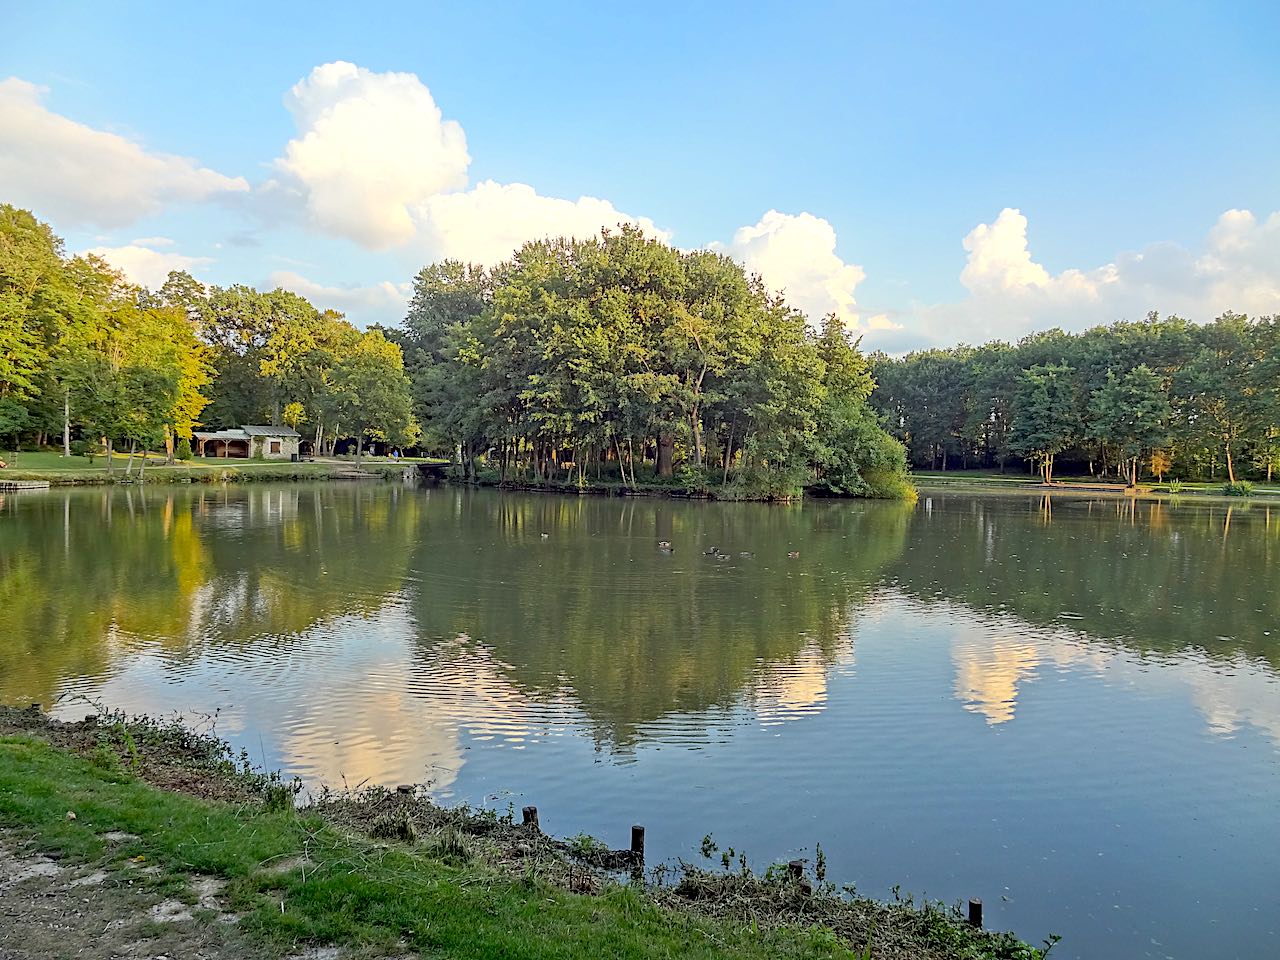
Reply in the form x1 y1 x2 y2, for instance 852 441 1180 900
870 314 1280 486
1 206 912 499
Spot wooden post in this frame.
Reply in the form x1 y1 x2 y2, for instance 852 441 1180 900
395 784 414 795
28 703 40 713
787 860 804 880
630 825 645 861
968 898 983 928
522 805 540 831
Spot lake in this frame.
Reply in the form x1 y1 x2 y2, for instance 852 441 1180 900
1 483 1277 959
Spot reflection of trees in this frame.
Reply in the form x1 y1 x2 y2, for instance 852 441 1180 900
893 493 1280 668
405 492 910 748
0 485 420 704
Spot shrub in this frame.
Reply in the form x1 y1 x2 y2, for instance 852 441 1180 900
862 467 920 502
1166 479 1184 494
69 439 102 463
676 463 711 494
175 437 193 460
1222 480 1254 497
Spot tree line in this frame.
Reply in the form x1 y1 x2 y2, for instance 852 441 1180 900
2 206 911 497
869 313 1280 485
1 205 415 470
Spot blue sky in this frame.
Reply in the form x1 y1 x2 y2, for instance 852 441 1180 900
2 1 1277 350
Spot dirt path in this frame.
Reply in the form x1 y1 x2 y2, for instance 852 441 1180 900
0 834 257 960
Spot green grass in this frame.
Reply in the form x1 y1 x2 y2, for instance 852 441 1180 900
911 469 1280 497
0 735 857 959
0 451 452 485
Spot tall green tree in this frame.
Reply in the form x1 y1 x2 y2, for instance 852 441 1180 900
332 329 416 467
1088 365 1171 486
1011 364 1079 483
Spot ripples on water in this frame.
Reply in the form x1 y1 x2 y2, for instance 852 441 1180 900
1 484 1277 960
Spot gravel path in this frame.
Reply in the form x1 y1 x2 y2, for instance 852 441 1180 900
0 835 254 960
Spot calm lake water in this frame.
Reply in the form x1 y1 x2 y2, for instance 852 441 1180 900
2 483 1277 958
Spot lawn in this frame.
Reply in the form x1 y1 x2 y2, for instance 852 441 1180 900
911 468 1280 497
0 733 860 960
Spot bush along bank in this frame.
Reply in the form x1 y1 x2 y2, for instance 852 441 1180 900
445 464 919 504
0 706 1054 959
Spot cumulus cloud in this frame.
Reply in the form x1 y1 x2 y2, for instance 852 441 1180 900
272 61 470 249
0 77 248 228
82 243 213 290
267 270 410 325
865 206 1280 353
268 62 664 262
712 210 878 331
415 180 668 265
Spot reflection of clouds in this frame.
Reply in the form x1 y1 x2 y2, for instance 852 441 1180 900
753 629 856 725
953 632 1041 725
1184 656 1280 744
282 681 464 793
940 598 1280 745
405 634 575 748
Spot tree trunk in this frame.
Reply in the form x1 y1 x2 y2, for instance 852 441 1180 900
105 438 114 476
125 439 137 476
722 417 736 486
139 449 147 479
690 410 703 468
355 429 364 469
614 436 630 488
1225 441 1236 483
656 433 674 478
62 390 70 457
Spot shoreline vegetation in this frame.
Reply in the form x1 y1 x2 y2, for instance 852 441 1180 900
5 450 1276 505
0 705 1055 959
3 207 916 504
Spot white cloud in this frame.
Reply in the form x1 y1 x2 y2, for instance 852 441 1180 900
711 210 877 331
267 270 410 325
82 243 212 289
0 77 247 228
273 61 470 249
268 63 666 262
866 206 1280 353
414 180 669 265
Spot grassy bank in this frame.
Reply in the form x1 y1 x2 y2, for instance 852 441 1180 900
912 469 1280 500
0 707 1052 959
0 452 434 486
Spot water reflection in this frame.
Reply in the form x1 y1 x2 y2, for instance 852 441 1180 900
402 493 908 747
0 485 429 705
